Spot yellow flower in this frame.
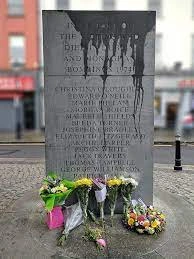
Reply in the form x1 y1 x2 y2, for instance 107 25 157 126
39 186 44 194
75 178 93 188
56 184 68 193
143 220 150 228
107 178 122 187
159 213 165 220
151 219 160 228
39 184 48 194
128 218 135 226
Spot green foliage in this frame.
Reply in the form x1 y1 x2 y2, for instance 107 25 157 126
40 190 73 211
48 172 58 180
61 179 75 189
39 172 75 211
84 226 103 241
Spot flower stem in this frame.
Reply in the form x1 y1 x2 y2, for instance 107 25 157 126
110 208 114 226
99 201 105 227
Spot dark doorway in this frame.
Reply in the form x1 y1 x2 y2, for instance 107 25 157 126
23 93 34 129
166 103 178 129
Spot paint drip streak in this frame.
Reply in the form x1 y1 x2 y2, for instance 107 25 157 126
101 79 106 148
66 12 155 143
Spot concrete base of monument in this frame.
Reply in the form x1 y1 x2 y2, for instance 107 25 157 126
0 189 194 258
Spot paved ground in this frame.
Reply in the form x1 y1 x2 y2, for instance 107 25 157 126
1 144 194 165
0 161 194 258
0 162 44 213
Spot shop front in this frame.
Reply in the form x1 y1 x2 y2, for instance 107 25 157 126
0 76 35 132
154 75 194 132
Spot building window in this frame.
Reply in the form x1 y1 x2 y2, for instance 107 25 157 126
154 96 161 115
57 0 69 9
155 34 162 68
192 35 194 68
156 34 162 55
192 0 194 18
8 0 24 16
148 0 162 18
103 0 115 10
9 35 25 66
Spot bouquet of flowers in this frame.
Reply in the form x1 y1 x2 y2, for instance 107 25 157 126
58 202 83 245
120 176 138 218
75 177 93 223
84 226 106 251
106 177 122 226
93 178 107 226
39 172 75 211
124 200 166 235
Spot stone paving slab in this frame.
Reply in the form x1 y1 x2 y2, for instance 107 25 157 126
0 187 193 258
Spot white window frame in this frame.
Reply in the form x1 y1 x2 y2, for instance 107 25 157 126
192 0 194 19
103 0 115 10
9 35 25 65
192 35 194 68
57 0 69 10
156 34 162 55
148 0 162 18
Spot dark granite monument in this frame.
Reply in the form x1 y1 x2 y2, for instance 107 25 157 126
43 11 155 204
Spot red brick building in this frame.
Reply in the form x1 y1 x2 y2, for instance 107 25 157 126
0 0 39 131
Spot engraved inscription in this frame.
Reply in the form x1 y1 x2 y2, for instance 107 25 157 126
43 11 155 204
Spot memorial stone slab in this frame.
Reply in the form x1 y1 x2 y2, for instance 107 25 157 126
43 11 156 204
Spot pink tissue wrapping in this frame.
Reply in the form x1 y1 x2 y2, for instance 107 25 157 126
46 206 64 230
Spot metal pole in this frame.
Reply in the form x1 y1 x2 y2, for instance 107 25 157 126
14 95 21 140
14 75 21 140
12 62 23 140
174 134 182 171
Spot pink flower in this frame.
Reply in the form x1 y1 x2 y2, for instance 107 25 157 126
96 238 106 248
137 215 146 222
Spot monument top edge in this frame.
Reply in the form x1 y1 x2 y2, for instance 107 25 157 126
42 10 156 14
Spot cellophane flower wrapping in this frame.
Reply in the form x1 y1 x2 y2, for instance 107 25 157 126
120 176 138 218
93 179 107 224
62 203 83 239
106 177 122 226
46 206 64 230
39 172 75 212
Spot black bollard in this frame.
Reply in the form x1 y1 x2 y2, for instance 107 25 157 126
174 134 182 171
16 122 21 140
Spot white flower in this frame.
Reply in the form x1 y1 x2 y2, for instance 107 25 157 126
51 187 57 193
129 178 138 187
119 176 138 187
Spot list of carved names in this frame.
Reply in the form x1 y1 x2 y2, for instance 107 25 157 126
44 12 154 178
